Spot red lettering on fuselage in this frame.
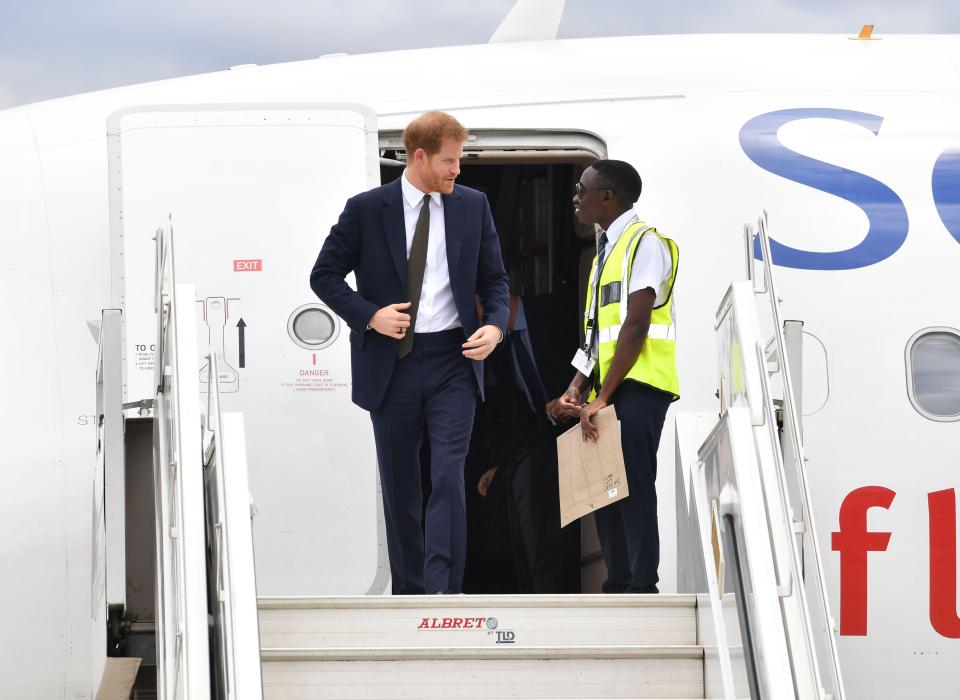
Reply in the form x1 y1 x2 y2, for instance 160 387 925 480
832 485 960 639
929 489 960 638
831 486 896 636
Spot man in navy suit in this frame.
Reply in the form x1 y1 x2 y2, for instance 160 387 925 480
310 111 509 594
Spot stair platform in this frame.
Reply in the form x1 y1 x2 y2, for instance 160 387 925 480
258 595 704 699
258 594 698 649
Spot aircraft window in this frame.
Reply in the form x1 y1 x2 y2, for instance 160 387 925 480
288 304 340 350
906 328 960 421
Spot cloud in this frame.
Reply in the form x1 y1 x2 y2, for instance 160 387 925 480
0 0 958 108
559 0 958 36
0 0 514 106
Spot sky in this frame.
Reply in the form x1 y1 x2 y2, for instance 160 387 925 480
1 0 958 109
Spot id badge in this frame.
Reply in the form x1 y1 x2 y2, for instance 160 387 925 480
571 348 596 377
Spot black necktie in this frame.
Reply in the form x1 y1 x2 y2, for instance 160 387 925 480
398 193 431 358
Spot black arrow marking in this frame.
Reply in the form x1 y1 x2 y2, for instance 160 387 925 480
237 318 247 368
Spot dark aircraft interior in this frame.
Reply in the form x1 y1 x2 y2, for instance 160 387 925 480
380 149 603 593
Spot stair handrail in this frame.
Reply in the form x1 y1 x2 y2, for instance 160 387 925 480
96 308 126 610
153 221 212 699
203 352 264 700
748 212 845 698
713 281 803 697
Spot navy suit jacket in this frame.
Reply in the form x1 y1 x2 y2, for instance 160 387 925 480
310 178 510 412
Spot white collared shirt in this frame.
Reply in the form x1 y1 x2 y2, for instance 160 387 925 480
600 209 674 306
400 170 460 332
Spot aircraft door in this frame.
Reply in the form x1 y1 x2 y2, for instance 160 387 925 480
107 103 387 595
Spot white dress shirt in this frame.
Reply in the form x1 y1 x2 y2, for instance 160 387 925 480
401 171 460 332
600 209 674 307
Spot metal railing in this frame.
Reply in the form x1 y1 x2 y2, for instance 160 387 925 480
712 281 804 697
153 222 212 700
202 353 263 700
677 210 846 698
93 308 125 691
151 219 262 699
96 308 126 610
745 212 845 699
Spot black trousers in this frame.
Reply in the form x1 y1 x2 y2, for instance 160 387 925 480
594 380 671 593
370 328 476 594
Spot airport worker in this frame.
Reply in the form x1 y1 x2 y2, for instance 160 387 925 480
309 111 510 595
545 159 679 593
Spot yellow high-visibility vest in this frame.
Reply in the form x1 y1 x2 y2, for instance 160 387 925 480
583 221 680 400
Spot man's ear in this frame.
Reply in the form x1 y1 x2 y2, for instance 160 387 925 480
413 148 427 165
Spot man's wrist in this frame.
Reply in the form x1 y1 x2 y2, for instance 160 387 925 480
481 323 504 343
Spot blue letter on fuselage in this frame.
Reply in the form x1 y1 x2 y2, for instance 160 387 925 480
739 109 909 270
933 145 960 245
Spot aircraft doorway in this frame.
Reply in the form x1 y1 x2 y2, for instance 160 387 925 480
379 131 607 593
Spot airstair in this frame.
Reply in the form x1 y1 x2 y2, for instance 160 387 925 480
93 214 845 699
256 595 703 699
95 223 263 699
674 213 846 699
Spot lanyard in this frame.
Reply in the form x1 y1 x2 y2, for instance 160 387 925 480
583 258 604 351
583 215 638 351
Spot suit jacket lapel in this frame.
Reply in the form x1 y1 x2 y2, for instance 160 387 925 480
381 178 407 287
443 188 463 278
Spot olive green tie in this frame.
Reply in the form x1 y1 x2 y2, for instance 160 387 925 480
398 193 431 358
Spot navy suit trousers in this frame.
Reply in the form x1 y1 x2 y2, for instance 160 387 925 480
594 380 672 593
370 329 476 594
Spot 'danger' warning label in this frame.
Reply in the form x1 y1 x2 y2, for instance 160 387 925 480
281 367 349 393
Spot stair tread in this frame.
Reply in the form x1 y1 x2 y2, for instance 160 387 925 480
261 644 705 661
258 597 706 699
258 594 697 610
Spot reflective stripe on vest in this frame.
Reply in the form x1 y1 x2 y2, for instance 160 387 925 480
598 323 676 344
583 220 680 400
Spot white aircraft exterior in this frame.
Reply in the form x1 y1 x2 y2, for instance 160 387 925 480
1 20 959 700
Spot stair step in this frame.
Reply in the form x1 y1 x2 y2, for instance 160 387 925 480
261 645 703 661
258 595 698 609
258 594 697 649
260 645 704 700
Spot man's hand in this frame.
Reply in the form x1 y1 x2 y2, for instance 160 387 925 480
546 388 583 423
579 397 608 442
369 302 412 338
462 324 501 361
477 467 497 497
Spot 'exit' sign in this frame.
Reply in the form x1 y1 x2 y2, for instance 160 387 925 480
234 259 262 272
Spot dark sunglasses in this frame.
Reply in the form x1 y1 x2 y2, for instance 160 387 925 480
574 181 614 198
